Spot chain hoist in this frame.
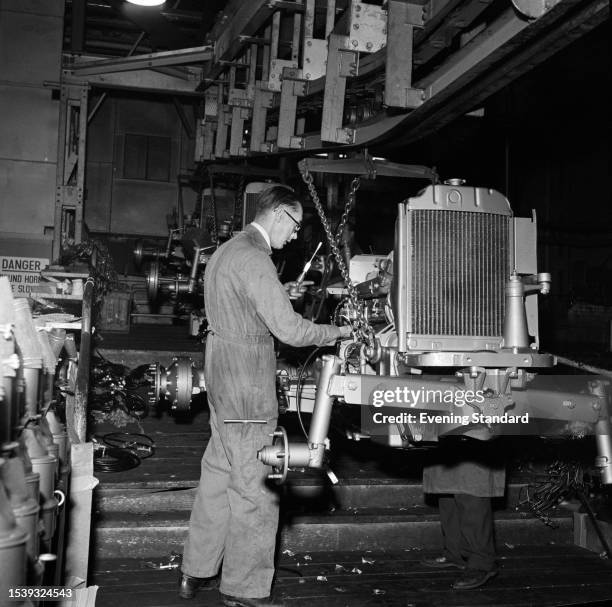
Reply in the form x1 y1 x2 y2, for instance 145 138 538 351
298 160 378 358
233 176 246 231
209 174 218 243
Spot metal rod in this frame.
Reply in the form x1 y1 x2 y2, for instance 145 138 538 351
554 355 612 380
72 278 94 444
224 419 267 424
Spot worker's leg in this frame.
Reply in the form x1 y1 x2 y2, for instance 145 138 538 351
219 421 280 599
456 493 496 571
182 406 231 578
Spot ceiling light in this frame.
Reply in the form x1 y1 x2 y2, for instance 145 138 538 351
126 0 165 6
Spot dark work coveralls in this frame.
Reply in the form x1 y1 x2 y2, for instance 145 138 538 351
182 224 341 599
423 439 505 572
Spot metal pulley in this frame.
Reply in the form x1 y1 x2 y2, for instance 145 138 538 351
145 261 192 303
146 260 161 302
133 240 163 269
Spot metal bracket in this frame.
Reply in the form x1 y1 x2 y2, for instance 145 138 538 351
228 88 252 156
347 0 388 53
384 1 425 109
321 34 359 144
250 83 276 153
277 67 307 149
268 58 298 91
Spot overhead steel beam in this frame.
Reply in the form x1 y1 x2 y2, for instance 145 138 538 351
71 46 212 75
64 68 205 96
380 0 608 149
202 0 303 89
300 157 437 181
299 0 607 152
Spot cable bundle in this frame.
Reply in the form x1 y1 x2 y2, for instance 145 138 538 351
93 432 156 473
519 460 587 528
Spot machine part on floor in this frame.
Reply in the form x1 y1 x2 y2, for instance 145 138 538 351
148 357 205 414
99 432 156 460
90 356 149 420
93 444 141 473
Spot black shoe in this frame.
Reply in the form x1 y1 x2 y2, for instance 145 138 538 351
421 555 464 569
178 572 217 599
451 568 498 590
220 593 286 607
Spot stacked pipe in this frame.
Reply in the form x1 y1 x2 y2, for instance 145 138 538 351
1 276 18 447
1 455 44 583
0 283 71 588
0 462 28 602
21 424 59 558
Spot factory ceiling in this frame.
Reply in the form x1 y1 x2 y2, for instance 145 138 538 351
61 0 609 158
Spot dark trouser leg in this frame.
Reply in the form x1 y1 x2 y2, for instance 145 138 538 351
455 493 495 571
438 495 463 565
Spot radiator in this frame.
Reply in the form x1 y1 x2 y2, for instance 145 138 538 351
394 185 513 352
242 182 278 228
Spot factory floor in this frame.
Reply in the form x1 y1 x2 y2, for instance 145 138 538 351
87 323 612 607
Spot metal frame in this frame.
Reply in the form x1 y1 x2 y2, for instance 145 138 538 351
53 82 89 261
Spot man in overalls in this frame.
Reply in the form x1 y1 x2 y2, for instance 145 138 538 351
180 186 351 607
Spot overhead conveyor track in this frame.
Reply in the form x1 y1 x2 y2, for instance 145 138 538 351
57 0 609 218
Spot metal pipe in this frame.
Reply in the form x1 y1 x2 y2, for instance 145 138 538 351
22 367 41 418
307 354 341 468
591 380 612 484
0 474 28 601
395 203 407 353
72 279 94 444
502 273 530 349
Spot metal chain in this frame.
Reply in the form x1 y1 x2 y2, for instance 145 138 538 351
197 187 206 229
233 176 246 230
335 177 360 242
298 160 375 347
209 174 218 243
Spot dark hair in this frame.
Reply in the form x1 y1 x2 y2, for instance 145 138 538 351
255 185 300 215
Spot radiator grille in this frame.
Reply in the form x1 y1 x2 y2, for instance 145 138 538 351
243 193 259 227
410 210 509 337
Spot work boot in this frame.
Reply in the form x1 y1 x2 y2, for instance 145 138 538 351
451 568 498 590
178 572 217 599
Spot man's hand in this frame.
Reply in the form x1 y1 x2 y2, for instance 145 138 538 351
338 325 353 338
284 280 314 300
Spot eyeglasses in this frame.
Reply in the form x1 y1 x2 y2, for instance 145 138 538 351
283 209 302 234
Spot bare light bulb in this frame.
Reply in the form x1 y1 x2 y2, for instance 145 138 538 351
126 0 165 6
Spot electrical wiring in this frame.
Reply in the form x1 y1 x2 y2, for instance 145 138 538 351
92 432 156 472
93 445 141 473
101 432 156 459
